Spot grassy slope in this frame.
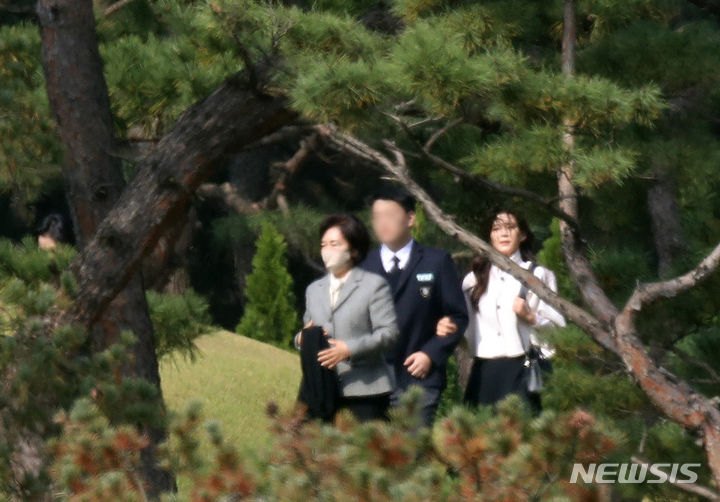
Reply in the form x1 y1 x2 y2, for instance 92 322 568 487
160 329 301 452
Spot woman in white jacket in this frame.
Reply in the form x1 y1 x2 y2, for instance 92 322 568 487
461 208 565 409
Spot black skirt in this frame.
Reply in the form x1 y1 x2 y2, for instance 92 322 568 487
463 355 530 407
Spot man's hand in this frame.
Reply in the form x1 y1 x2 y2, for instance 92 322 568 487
436 316 457 337
404 351 432 379
512 297 537 325
318 339 351 369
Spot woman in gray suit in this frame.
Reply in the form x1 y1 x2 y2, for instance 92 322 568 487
295 214 399 422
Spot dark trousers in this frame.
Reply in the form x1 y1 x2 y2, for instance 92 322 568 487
390 385 442 428
337 392 391 423
463 355 531 408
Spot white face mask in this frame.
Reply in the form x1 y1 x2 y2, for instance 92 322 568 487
321 247 353 274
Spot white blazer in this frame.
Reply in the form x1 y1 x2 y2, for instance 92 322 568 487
461 250 566 359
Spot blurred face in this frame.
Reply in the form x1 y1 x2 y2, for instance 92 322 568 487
490 213 526 257
38 234 57 250
320 226 353 274
371 199 415 249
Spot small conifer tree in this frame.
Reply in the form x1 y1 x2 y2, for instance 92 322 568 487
236 221 299 347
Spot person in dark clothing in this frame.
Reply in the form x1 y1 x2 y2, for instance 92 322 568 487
36 213 67 250
360 187 468 427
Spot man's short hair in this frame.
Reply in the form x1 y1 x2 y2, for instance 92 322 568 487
370 186 417 214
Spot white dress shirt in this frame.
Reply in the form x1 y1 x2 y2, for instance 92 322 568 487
380 238 414 272
329 268 353 307
461 249 566 359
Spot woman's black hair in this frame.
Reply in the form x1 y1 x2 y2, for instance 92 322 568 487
469 207 535 310
319 213 370 266
36 213 66 242
369 186 417 214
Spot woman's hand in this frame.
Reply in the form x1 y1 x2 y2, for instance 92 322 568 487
435 316 457 337
512 297 537 325
318 339 350 369
298 320 330 347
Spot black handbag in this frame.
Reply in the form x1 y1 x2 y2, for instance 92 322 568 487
517 263 552 394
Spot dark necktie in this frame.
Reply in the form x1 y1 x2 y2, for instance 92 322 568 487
387 255 401 289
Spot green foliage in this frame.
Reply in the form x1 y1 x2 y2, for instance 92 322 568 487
275 0 666 194
50 388 623 501
236 221 299 348
542 326 647 418
435 354 462 419
462 125 567 186
49 398 155 502
411 200 426 241
0 236 76 284
435 395 621 500
247 205 327 262
289 55 389 127
578 19 720 92
212 205 327 263
0 24 62 209
3 0 720 497
0 237 77 334
101 32 239 137
281 8 383 60
0 239 165 500
536 219 578 302
146 287 212 362
390 0 451 22
0 236 212 360
588 244 654 302
387 22 527 115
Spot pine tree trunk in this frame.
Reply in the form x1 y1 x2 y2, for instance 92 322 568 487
28 7 294 490
647 159 687 277
67 73 297 330
557 0 720 490
35 0 173 496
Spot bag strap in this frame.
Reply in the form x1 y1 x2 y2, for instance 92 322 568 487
518 262 538 356
518 262 538 301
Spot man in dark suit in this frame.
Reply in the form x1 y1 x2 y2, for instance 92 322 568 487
360 186 468 427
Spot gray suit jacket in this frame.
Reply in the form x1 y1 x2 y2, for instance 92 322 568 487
296 267 398 397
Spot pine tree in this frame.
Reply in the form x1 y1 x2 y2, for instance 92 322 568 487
146 287 212 362
4 0 720 496
236 220 299 347
0 237 167 499
52 389 622 501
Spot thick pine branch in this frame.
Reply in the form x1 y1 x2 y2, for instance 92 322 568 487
630 456 719 501
420 144 580 230
625 241 720 311
68 71 297 328
556 0 619 327
558 0 720 489
387 114 581 230
316 121 720 492
313 123 616 352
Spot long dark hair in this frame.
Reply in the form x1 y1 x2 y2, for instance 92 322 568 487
469 207 535 310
